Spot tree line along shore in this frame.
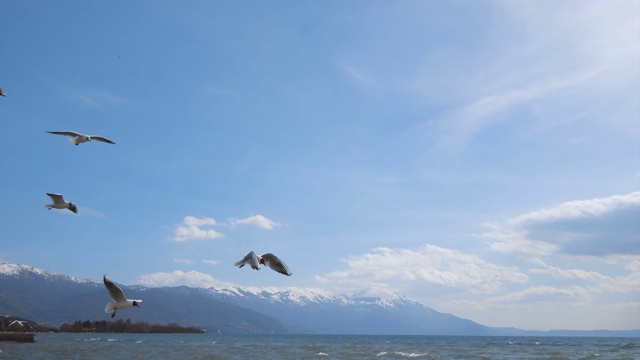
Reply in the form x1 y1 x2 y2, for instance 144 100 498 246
1 317 205 334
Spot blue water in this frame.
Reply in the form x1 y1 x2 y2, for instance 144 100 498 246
0 333 638 359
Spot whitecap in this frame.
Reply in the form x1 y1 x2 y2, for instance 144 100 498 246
377 351 388 356
395 351 434 358
317 352 329 356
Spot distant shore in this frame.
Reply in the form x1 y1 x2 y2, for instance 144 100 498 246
51 319 205 334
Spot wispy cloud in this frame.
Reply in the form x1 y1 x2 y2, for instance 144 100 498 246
173 216 224 242
488 285 591 304
174 258 194 264
420 0 639 153
202 259 219 266
316 244 528 294
59 86 130 109
336 61 380 93
229 214 282 230
48 205 105 218
138 270 235 288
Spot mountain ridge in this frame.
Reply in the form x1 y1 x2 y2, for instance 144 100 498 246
1 263 638 336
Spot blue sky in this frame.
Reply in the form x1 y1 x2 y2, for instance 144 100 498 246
1 0 638 331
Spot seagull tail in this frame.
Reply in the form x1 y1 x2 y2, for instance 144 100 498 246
105 302 116 313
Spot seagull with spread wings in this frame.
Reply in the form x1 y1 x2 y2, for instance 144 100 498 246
45 193 78 214
234 251 292 276
46 131 116 146
103 275 141 318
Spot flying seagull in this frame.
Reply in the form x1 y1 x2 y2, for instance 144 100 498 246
234 251 292 276
8 320 29 328
103 275 141 318
0 87 6 97
46 131 116 146
45 193 78 214
7 320 34 331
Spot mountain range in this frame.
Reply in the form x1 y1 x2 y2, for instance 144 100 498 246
1 263 638 336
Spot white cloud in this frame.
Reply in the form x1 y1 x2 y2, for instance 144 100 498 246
524 257 640 295
485 192 640 257
482 227 558 258
172 214 281 241
229 214 281 230
202 259 219 265
488 285 591 304
529 265 608 282
138 270 235 288
183 216 218 227
173 216 224 241
316 244 528 294
174 258 193 264
509 192 640 227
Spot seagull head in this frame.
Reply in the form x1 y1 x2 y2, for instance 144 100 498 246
69 203 78 214
133 300 140 308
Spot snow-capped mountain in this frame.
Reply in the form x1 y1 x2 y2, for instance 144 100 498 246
0 263 490 334
0 263 98 284
203 285 489 334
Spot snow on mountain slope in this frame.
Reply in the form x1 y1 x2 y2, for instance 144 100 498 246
0 263 490 334
0 263 98 285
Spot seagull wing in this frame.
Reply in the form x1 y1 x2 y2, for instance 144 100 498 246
47 131 82 138
88 135 116 144
234 251 260 270
104 275 127 302
0 87 6 96
260 253 292 276
46 193 65 205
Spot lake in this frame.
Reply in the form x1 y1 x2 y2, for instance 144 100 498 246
0 333 638 359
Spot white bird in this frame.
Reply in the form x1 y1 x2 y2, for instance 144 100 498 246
45 193 78 214
234 251 292 276
8 320 28 328
7 320 34 332
46 131 116 146
103 275 141 318
0 86 6 97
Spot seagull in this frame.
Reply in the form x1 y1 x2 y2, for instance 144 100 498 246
8 320 28 328
7 320 34 332
0 86 6 97
234 251 292 276
103 275 142 318
45 193 78 214
46 131 116 146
